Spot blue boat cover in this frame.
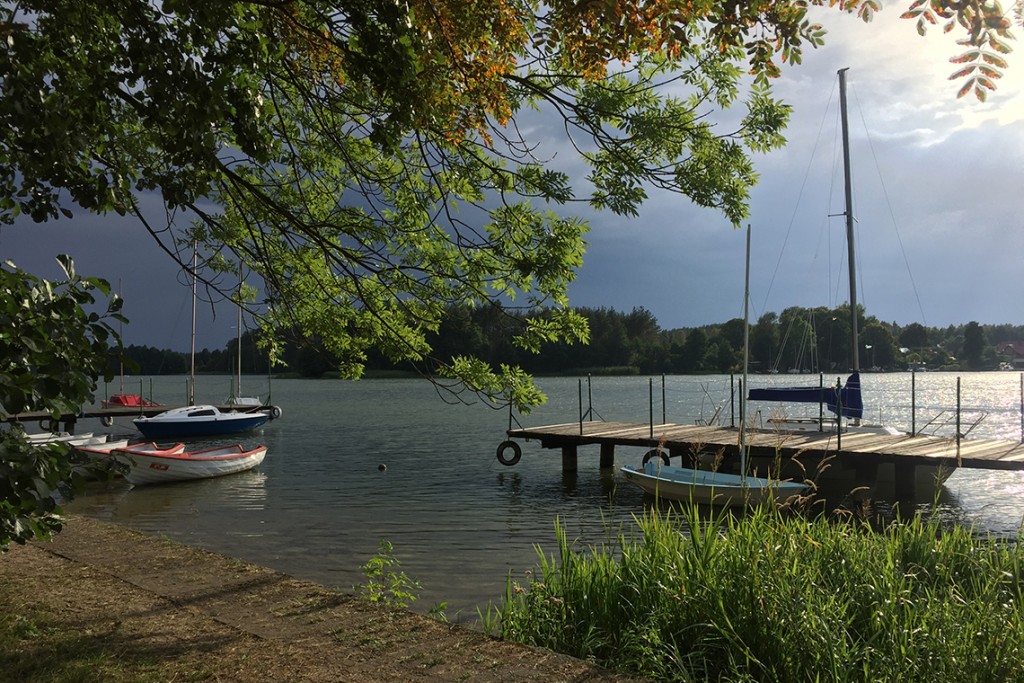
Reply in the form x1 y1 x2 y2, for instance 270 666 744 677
748 372 864 419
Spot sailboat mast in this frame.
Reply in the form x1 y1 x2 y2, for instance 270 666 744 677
237 300 242 397
838 67 860 373
189 245 197 406
236 259 243 399
117 278 124 395
741 224 751 479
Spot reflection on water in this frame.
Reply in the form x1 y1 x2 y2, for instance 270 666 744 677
66 373 1024 620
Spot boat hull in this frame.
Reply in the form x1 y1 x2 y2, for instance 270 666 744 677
103 394 159 408
74 442 186 477
621 463 808 508
133 405 269 438
115 445 267 486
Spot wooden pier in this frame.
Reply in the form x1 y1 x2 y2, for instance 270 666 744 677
506 420 1024 498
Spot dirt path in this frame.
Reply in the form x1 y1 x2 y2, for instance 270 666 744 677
1 515 637 682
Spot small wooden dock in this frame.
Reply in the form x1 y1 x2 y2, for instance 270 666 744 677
507 420 1024 474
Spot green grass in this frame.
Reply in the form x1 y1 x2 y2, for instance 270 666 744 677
0 608 171 683
488 504 1024 682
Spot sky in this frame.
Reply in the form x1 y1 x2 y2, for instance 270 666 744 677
1 6 1022 352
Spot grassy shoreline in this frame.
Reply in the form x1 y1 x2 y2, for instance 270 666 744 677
489 504 1024 682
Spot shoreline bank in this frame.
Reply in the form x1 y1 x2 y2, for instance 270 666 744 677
1 515 635 682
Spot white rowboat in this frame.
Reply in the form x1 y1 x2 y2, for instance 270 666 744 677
114 444 267 486
621 461 808 508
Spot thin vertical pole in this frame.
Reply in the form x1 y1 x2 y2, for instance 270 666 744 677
740 224 750 478
729 373 735 428
661 374 666 424
189 244 197 406
738 378 744 443
956 376 962 459
838 68 860 374
835 377 842 452
1019 373 1023 444
818 373 824 431
911 370 917 436
236 291 243 398
587 374 593 421
578 379 583 435
117 278 124 396
648 378 654 440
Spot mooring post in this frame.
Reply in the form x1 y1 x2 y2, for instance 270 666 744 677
911 371 917 436
661 374 666 424
738 378 744 431
599 442 615 469
561 445 578 472
956 376 962 462
730 373 735 428
818 373 825 431
587 373 593 422
894 460 916 499
835 377 842 452
1019 374 1023 444
648 378 654 439
578 379 583 435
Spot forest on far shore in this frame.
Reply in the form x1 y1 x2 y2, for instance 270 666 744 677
114 304 1024 379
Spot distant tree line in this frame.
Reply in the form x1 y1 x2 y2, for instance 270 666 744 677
114 305 1024 379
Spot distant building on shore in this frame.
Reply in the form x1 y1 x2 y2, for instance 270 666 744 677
996 341 1024 370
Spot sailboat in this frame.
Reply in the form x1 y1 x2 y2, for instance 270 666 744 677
621 226 809 507
746 68 899 437
134 249 271 439
741 69 954 500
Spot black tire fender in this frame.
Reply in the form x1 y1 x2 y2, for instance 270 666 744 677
642 448 670 466
496 440 522 466
270 405 283 420
101 416 114 428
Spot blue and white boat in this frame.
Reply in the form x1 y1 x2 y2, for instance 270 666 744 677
133 405 269 439
621 461 807 507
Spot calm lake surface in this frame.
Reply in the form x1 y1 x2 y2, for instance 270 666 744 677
69 372 1024 621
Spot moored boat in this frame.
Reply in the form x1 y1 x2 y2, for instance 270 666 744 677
621 461 808 507
26 431 95 444
73 440 184 477
621 226 810 509
133 404 270 438
103 394 160 408
113 443 268 486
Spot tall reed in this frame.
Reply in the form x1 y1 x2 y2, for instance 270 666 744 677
492 504 1024 682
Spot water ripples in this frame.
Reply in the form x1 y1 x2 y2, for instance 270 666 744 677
67 372 1024 618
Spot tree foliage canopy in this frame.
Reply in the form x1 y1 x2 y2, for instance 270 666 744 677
0 0 1016 409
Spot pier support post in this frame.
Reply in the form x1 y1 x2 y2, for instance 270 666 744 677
599 443 615 469
561 445 578 472
893 462 916 499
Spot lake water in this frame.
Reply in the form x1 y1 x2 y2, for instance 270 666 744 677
68 372 1024 622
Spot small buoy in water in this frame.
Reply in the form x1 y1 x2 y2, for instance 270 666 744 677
378 463 387 472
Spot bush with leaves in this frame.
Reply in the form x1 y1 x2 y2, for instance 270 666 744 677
0 256 121 550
